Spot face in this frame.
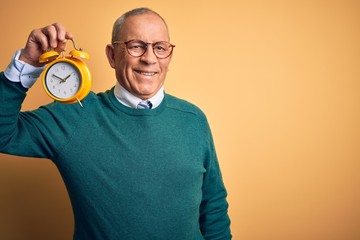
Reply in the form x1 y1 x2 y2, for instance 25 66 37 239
106 13 172 100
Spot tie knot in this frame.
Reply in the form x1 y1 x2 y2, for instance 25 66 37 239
137 100 153 109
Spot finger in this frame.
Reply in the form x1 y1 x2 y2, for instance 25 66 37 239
65 31 73 41
41 24 58 49
40 23 69 49
53 23 74 52
53 22 68 43
52 22 74 49
29 28 51 52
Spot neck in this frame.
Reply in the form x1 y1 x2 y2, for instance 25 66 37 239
114 82 164 109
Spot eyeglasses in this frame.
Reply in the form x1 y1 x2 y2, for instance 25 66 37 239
113 39 175 59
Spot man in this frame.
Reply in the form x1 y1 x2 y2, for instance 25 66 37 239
0 7 232 239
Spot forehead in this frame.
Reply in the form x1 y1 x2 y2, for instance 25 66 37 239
120 13 169 41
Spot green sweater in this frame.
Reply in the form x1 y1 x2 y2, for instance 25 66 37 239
0 72 231 239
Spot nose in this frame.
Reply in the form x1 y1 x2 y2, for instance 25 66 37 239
140 45 157 64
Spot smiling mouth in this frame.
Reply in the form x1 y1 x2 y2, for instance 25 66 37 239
135 70 157 76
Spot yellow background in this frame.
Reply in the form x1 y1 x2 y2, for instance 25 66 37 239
1 0 360 239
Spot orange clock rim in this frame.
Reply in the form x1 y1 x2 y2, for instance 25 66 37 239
42 57 92 104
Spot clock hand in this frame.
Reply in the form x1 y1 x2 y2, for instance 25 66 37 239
52 74 65 81
63 72 74 81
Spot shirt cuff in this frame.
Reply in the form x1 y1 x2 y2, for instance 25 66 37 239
4 50 45 89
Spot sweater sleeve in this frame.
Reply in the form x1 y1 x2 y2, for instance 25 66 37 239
199 117 232 239
0 72 30 154
0 72 83 159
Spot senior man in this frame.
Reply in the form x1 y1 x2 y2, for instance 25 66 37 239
0 7 232 240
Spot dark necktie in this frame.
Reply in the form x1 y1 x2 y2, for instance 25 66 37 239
137 100 153 109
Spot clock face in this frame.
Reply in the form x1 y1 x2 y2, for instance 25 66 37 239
44 61 81 99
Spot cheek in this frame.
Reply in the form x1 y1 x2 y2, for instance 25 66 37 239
160 61 171 75
116 58 130 76
118 54 138 72
114 50 129 68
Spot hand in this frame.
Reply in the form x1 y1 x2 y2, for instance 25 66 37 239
19 23 73 67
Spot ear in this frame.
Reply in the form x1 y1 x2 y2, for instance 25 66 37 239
105 44 116 68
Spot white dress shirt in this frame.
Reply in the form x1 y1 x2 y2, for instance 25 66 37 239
4 49 45 88
114 82 164 109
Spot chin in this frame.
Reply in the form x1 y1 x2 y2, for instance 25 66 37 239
137 86 158 97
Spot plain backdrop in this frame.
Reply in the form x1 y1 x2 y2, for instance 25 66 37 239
1 0 360 239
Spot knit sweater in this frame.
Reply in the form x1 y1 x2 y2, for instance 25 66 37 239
0 72 231 239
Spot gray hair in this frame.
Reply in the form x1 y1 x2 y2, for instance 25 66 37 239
111 7 169 43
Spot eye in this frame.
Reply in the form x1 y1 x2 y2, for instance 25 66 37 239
128 41 146 50
154 43 168 52
129 44 145 50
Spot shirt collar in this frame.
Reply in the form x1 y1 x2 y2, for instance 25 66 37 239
114 81 164 109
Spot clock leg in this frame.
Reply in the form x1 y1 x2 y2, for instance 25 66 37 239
76 97 83 108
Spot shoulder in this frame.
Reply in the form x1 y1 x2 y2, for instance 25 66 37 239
80 88 115 109
164 93 209 125
165 94 214 150
38 89 112 117
165 94 204 115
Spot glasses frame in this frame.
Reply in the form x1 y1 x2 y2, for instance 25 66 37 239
113 39 175 59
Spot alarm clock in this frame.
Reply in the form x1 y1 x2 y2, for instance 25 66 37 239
39 39 91 107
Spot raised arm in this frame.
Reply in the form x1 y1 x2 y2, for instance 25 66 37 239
0 23 75 158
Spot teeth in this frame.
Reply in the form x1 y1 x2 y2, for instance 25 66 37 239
136 70 156 76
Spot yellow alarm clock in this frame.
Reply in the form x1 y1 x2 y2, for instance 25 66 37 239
39 39 91 107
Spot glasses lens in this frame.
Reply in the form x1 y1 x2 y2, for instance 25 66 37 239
126 40 146 57
153 42 173 58
124 40 174 58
